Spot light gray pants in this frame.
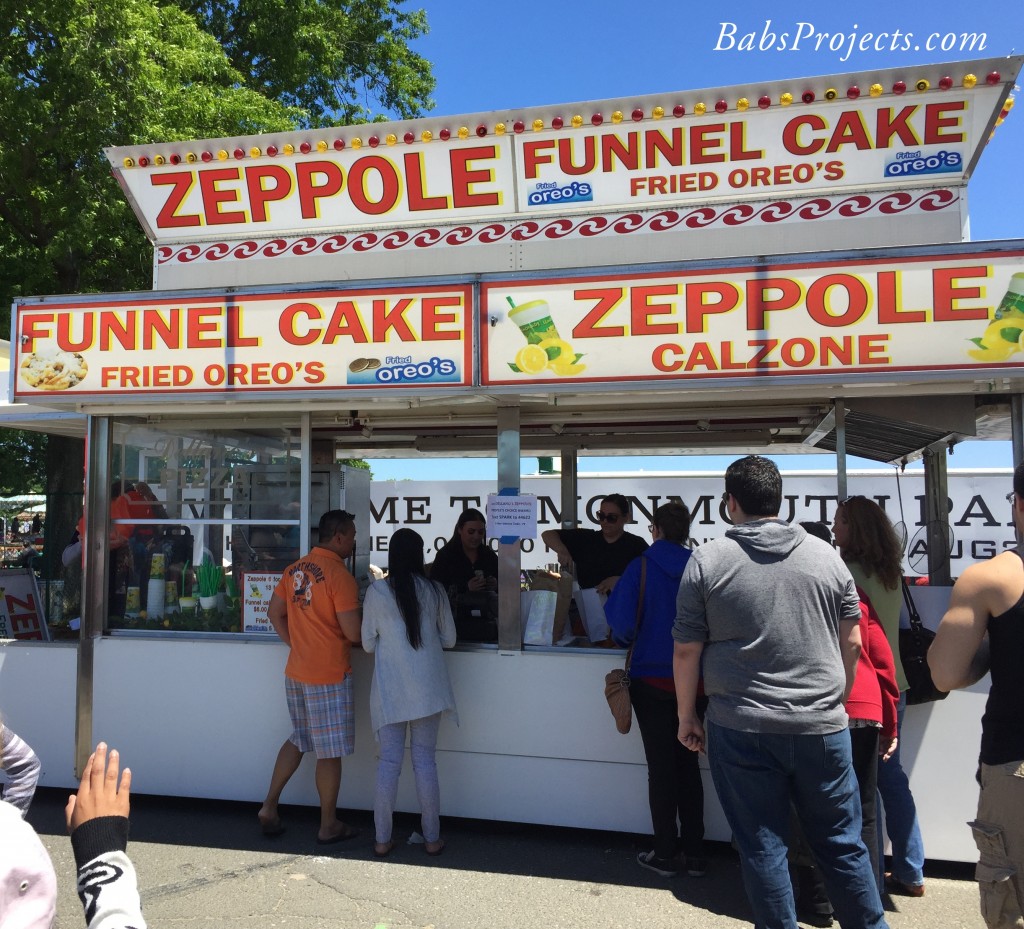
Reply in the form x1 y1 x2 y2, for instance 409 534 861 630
374 713 442 844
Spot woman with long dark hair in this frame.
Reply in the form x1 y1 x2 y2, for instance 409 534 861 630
429 508 498 595
833 496 926 897
361 528 458 857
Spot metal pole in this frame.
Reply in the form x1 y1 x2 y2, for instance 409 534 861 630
559 449 578 530
922 441 952 585
1011 395 1024 547
496 402 522 652
76 415 112 776
835 400 848 502
1012 394 1024 468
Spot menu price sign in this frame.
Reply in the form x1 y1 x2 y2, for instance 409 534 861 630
242 572 280 634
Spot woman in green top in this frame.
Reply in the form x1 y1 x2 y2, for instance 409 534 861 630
833 496 926 897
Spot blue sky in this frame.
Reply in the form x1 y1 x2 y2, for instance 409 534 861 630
372 0 1022 481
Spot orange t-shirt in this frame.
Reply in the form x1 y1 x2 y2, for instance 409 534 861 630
274 547 360 685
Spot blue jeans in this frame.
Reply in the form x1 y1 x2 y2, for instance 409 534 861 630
707 721 888 929
876 692 926 885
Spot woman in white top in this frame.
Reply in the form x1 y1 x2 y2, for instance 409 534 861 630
361 528 458 857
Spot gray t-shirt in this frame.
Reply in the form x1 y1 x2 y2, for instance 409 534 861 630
673 519 860 735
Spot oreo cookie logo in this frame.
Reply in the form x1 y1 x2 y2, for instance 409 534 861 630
527 180 593 207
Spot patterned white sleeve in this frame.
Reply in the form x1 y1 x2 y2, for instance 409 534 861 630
0 723 41 815
76 850 147 929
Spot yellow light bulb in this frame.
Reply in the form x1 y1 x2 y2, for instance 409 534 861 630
652 106 665 118
458 126 469 139
571 114 583 127
963 73 978 88
217 149 229 161
122 157 134 168
351 138 362 149
694 102 706 115
386 133 397 145
421 130 433 142
282 143 294 155
249 147 261 158
779 93 793 106
869 83 883 97
495 123 506 135
532 118 544 131
736 98 749 111
611 110 623 123
316 140 328 152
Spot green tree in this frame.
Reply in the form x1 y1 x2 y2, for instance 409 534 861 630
173 0 435 126
0 0 431 556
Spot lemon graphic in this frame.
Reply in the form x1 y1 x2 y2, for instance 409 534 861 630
538 338 573 362
514 344 549 374
968 318 1023 362
551 361 587 376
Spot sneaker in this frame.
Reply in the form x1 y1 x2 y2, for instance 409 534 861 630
795 906 834 928
685 856 708 877
884 872 925 897
637 850 679 877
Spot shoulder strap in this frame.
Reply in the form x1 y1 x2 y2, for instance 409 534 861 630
901 576 923 633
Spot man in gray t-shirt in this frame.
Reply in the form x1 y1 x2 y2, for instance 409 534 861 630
672 456 888 929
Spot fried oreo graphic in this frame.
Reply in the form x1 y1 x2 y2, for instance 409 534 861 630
20 350 88 390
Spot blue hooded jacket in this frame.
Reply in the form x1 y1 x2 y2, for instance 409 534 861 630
605 539 691 680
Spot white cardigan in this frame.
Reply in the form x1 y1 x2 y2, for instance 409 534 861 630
361 576 459 737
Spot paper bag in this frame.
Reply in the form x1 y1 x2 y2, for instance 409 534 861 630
524 570 573 644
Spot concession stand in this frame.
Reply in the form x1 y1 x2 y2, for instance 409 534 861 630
4 56 1023 861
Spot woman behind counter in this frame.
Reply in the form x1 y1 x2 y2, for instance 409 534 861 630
429 508 498 595
604 502 706 879
541 493 648 594
361 528 458 858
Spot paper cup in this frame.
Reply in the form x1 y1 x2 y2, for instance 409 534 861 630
149 553 166 579
125 586 140 618
146 578 165 619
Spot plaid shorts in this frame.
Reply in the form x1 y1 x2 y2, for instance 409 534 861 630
285 675 354 759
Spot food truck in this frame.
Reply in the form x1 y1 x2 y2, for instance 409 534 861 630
3 56 1022 862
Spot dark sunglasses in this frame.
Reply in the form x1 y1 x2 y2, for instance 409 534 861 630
596 511 620 524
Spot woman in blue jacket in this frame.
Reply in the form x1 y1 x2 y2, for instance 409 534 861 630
605 502 706 879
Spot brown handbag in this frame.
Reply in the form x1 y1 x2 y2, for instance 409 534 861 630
604 557 646 734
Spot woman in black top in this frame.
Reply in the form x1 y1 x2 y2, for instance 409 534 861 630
541 493 648 593
429 508 498 596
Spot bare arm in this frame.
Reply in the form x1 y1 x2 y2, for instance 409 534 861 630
337 608 362 645
838 618 862 703
673 640 705 753
540 529 573 569
929 564 994 691
267 594 289 646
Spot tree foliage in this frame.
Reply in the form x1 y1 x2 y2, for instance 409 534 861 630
0 0 431 529
0 428 47 495
171 0 434 127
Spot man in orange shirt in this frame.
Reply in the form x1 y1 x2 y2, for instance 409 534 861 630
257 510 363 844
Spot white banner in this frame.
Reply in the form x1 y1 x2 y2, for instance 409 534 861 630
369 471 1015 577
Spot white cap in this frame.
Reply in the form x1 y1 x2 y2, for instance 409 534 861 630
0 800 57 928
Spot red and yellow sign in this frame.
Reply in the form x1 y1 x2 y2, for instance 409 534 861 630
481 250 1024 386
13 285 473 400
106 59 1017 244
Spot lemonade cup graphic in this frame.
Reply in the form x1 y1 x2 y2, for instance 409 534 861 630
509 299 561 348
505 296 586 377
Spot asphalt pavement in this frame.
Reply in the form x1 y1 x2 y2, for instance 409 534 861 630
28 788 986 929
